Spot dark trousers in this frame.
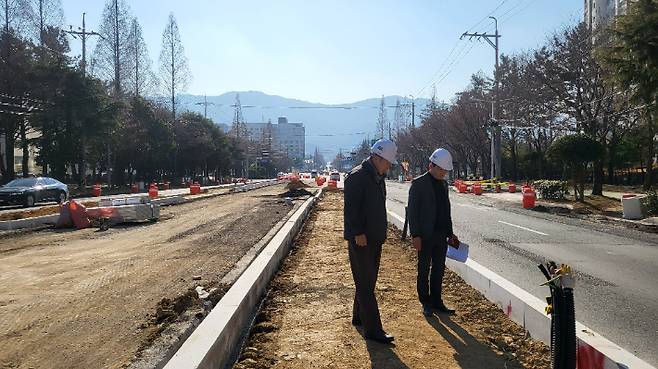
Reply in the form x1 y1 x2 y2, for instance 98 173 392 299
348 241 384 337
417 231 448 306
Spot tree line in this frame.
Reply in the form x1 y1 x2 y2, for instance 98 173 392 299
0 0 245 186
397 0 658 191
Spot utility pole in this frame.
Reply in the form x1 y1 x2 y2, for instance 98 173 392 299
64 13 102 77
461 16 502 179
195 94 215 119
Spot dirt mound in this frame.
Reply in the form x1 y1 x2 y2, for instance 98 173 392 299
278 188 313 198
285 179 309 190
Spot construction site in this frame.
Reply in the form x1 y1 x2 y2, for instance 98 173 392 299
0 182 313 369
1 177 655 369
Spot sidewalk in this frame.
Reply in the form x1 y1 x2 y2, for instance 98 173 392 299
233 192 549 369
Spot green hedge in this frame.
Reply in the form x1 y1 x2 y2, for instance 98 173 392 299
533 180 569 200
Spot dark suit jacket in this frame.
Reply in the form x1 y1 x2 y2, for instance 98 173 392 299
408 172 453 240
343 158 388 245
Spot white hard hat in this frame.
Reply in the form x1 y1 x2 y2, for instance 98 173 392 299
371 138 398 164
429 148 453 171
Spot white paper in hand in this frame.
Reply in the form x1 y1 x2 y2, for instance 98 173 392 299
446 242 469 262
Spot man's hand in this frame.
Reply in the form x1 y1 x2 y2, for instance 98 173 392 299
447 234 460 248
355 234 368 247
412 237 422 252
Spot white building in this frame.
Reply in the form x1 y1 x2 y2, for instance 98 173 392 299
246 117 305 159
585 0 628 30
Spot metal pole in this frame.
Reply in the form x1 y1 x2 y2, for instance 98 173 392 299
81 13 86 76
492 16 502 179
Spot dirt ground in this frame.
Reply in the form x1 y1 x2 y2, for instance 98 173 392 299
234 191 550 369
0 184 296 369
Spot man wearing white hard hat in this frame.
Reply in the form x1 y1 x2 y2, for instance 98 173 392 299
407 148 459 317
343 138 397 344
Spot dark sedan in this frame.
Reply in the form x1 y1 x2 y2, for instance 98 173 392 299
0 177 69 207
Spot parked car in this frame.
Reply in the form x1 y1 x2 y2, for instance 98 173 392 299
0 177 69 207
330 172 341 181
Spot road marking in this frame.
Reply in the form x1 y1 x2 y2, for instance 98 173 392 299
498 221 548 236
388 210 405 224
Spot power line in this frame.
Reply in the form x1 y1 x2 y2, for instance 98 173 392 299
465 0 510 32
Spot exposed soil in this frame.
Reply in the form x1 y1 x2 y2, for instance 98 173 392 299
285 179 310 191
0 184 293 369
233 191 550 369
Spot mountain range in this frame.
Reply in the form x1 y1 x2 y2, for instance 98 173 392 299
176 91 430 160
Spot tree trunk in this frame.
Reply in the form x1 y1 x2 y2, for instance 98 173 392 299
4 124 16 180
643 109 656 190
607 144 616 184
511 143 518 182
592 159 604 195
20 120 28 176
78 134 86 186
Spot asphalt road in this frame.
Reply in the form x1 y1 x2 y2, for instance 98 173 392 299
385 181 658 366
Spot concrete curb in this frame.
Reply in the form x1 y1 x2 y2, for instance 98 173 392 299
387 209 655 369
163 188 322 369
0 213 59 230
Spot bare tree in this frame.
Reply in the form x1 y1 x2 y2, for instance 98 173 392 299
91 0 131 97
376 95 386 139
158 12 190 121
1 0 33 36
30 0 62 44
125 17 154 97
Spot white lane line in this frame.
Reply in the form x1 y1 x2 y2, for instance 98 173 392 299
498 221 549 236
388 210 405 224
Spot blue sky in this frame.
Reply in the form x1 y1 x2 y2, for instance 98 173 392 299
61 0 583 104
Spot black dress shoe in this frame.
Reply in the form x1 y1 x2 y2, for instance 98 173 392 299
433 303 456 315
365 333 395 344
351 318 362 326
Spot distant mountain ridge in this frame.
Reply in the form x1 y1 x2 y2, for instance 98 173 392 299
177 91 430 160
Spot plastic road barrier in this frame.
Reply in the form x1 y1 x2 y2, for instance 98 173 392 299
523 190 536 209
148 184 158 198
92 184 102 197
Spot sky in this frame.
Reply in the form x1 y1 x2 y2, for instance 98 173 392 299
60 0 583 105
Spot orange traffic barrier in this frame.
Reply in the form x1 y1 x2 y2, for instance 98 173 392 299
495 184 501 193
509 183 516 193
190 182 201 195
92 184 102 197
149 184 158 198
473 183 483 195
523 190 536 209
